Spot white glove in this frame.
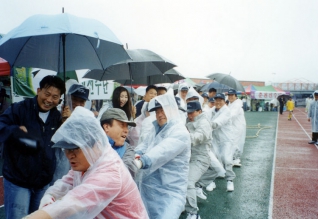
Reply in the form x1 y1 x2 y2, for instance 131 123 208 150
39 194 56 209
134 159 143 169
212 122 218 129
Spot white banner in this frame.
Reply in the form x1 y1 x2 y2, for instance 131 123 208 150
251 91 285 99
80 79 114 100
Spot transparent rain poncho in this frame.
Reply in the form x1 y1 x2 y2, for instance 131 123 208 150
186 87 204 106
308 92 318 132
134 93 191 219
42 107 148 219
228 98 246 155
176 83 189 109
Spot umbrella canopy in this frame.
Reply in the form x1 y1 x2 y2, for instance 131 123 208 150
83 49 176 82
115 68 184 86
0 13 130 77
199 81 231 92
206 73 245 92
0 57 10 76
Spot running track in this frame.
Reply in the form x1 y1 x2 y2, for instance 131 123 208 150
272 107 318 218
0 107 318 218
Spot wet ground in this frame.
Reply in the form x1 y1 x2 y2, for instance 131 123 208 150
180 111 278 219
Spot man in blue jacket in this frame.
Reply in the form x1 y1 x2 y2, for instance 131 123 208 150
0 75 65 219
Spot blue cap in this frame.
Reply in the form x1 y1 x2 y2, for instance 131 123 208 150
175 97 186 112
148 99 162 112
208 97 215 103
69 84 89 101
186 101 202 113
228 89 237 95
214 93 225 100
201 93 208 98
180 86 189 91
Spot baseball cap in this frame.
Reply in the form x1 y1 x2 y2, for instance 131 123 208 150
175 97 186 112
180 86 189 91
186 95 199 101
186 101 202 113
208 97 215 103
148 99 162 112
100 108 136 127
201 93 209 98
68 84 89 101
214 93 225 100
52 141 79 150
228 89 237 95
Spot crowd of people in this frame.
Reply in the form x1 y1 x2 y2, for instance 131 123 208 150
0 76 253 219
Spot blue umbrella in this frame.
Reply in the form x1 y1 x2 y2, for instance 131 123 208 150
0 13 130 81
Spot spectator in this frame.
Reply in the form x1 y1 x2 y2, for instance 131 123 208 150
24 107 148 219
97 86 135 121
208 88 217 98
0 75 65 219
176 83 189 109
286 97 295 121
308 91 318 145
157 86 167 96
135 85 157 118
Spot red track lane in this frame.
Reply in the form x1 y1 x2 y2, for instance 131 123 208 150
273 108 318 218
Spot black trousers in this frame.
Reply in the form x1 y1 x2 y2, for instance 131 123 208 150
279 104 284 114
312 132 318 142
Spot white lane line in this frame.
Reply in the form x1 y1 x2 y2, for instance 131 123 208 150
292 109 318 150
292 113 311 140
276 167 318 171
268 112 278 219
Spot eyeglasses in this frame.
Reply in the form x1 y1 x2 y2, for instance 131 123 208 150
62 147 81 155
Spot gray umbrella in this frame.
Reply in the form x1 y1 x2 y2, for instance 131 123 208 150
115 68 185 85
206 73 245 92
83 49 176 82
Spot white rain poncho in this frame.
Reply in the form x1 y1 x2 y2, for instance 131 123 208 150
209 104 236 180
134 93 191 219
42 107 148 219
306 97 314 113
228 98 246 156
186 87 204 106
308 98 318 132
176 83 189 109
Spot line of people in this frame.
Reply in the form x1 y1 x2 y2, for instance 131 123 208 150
0 77 247 219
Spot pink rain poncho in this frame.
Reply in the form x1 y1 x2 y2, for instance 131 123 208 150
41 107 148 219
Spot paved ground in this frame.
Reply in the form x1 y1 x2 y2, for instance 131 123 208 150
272 108 318 219
180 111 278 219
0 108 317 219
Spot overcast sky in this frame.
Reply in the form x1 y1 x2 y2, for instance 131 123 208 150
1 0 317 84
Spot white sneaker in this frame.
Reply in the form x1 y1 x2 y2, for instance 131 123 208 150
227 180 234 192
186 213 201 219
233 158 242 167
195 187 207 200
206 181 216 191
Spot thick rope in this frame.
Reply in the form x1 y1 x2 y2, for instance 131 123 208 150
246 123 272 139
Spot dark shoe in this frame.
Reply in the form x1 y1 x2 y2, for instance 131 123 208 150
308 141 316 144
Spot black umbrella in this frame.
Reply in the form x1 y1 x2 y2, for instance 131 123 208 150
83 49 176 85
115 68 184 85
199 81 232 92
206 73 245 92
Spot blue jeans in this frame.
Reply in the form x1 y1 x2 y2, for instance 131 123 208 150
4 178 49 219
